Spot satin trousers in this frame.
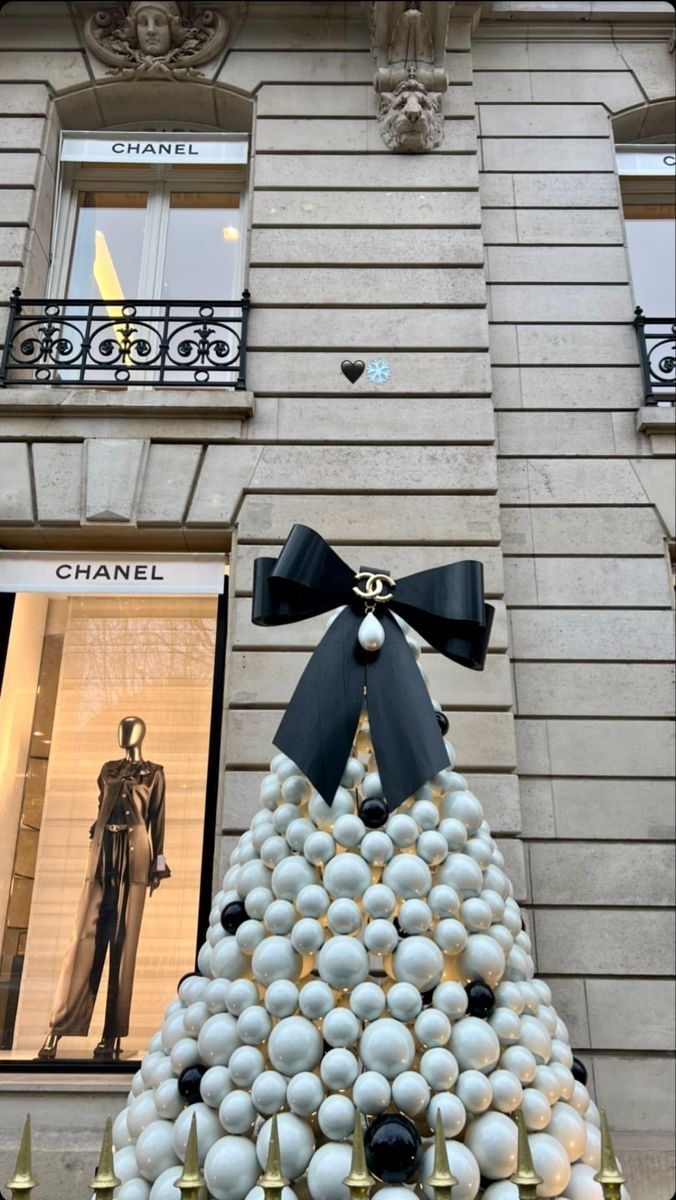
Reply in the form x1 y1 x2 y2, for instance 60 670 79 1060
48 829 147 1038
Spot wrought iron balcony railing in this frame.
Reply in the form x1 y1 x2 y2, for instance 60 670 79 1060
634 307 676 405
0 288 250 389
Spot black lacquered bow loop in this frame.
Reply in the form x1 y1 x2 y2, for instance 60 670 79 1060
252 525 494 811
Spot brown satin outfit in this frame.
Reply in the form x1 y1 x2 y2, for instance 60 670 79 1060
48 758 170 1039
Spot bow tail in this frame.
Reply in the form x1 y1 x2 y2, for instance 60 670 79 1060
367 613 450 810
273 608 365 803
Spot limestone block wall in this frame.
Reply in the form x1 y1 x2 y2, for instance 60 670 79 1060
474 12 676 1156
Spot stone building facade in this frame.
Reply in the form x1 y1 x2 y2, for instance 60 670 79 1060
0 1 673 1197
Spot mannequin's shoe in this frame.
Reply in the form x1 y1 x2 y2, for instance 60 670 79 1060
37 1033 60 1060
93 1035 122 1060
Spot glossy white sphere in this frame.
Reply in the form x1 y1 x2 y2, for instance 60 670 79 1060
391 1070 430 1116
251 1070 287 1115
317 1094 355 1140
318 935 369 989
198 1065 232 1110
520 1087 552 1132
376 1190 417 1200
419 1047 459 1091
359 830 394 866
566 1162 607 1198
480 1186 518 1200
465 1111 518 1180
386 981 423 1021
427 1092 466 1138
118 1180 151 1200
184 1001 209 1036
421 1140 481 1200
572 1082 592 1116
432 981 468 1019
434 918 467 955
341 757 365 788
197 1013 238 1067
264 900 297 935
291 917 326 955
114 1147 139 1184
547 1101 588 1162
229 1045 264 1088
299 980 334 1019
113 1109 132 1149
323 853 371 900
451 1016 501 1073
520 1015 552 1065
287 1071 326 1117
442 791 483 834
581 1124 601 1168
257 1114 314 1181
458 933 506 989
533 1065 560 1104
489 1006 522 1045
350 981 386 1021
528 1133 572 1197
296 884 330 918
327 898 362 935
169 1037 200 1074
383 855 431 900
204 1137 259 1200
489 1069 523 1113
127 1094 160 1139
359 1018 415 1079
272 857 318 901
417 830 448 866
495 981 524 1014
304 831 336 866
398 899 432 934
550 1062 576 1101
362 884 396 919
148 1167 182 1200
364 918 399 955
352 1070 391 1115
309 787 355 830
264 979 299 1018
455 1069 493 1114
252 935 302 986
438 819 468 851
393 936 444 990
320 1047 359 1091
268 1016 323 1075
461 898 492 932
173 1103 222 1161
261 836 291 869
362 771 383 798
282 775 312 805
306 1142 352 1200
219 1089 256 1135
134 1121 179 1183
204 979 230 1014
237 1005 272 1046
500 1044 537 1083
414 1008 452 1049
322 1007 361 1048
226 979 259 1016
437 854 483 898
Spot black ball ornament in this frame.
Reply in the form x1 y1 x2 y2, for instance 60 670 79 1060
434 710 450 736
177 1063 207 1105
360 795 389 829
465 981 495 1018
220 899 247 933
571 1056 588 1086
364 1113 422 1183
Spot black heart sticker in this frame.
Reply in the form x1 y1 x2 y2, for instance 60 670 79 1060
341 359 365 384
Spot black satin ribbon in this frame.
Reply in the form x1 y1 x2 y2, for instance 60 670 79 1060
252 525 494 811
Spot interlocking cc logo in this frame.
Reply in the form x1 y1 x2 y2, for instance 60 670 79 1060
352 571 396 604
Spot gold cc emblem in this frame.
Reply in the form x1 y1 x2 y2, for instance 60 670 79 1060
352 571 396 604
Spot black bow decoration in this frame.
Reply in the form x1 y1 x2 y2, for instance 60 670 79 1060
252 525 494 812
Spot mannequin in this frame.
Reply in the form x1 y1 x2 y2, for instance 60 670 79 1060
38 717 170 1061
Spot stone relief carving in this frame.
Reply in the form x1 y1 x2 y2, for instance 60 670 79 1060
83 0 230 80
371 1 452 153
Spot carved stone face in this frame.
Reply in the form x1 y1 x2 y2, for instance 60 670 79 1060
136 5 173 56
378 80 443 153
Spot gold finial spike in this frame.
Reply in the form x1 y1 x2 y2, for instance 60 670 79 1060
8 1116 37 1200
176 1114 206 1200
510 1109 543 1200
90 1117 121 1200
257 1115 289 1200
425 1110 459 1200
594 1109 627 1199
343 1110 376 1200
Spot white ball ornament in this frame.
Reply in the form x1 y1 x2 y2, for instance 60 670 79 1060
237 1005 272 1045
268 1016 323 1075
296 884 330 918
438 818 468 850
364 919 399 955
237 860 272 898
114 1147 139 1184
383 855 431 900
386 981 423 1022
481 1187 517 1200
318 935 369 989
210 938 247 982
414 1008 452 1049
323 853 371 900
359 830 393 866
385 812 418 847
465 1111 518 1180
299 980 335 1019
179 976 208 1006
374 1190 415 1200
398 899 432 934
566 1163 606 1199
118 1181 150 1200
169 1037 200 1074
392 1070 431 1117
306 1143 352 1200
451 1016 500 1073
488 925 514 956
261 836 291 869
327 898 362 935
410 799 439 829
454 1069 493 1114
362 884 396 919
183 1001 209 1036
309 787 355 830
571 1082 591 1115
341 757 365 788
291 917 326 955
304 831 336 866
200 1065 234 1109
204 1137 259 1200
421 1140 481 1200
264 978 299 1018
252 935 302 986
434 918 468 955
148 1168 182 1200
550 1038 574 1069
264 899 296 935
350 981 386 1021
353 1070 391 1115
427 1092 466 1138
495 981 525 1014
276 757 301 782
458 933 506 989
318 1094 356 1141
320 1047 359 1091
362 771 383 798
173 1104 222 1162
490 1069 523 1113
417 830 448 866
436 854 483 898
197 1013 238 1067
489 1007 522 1045
287 1071 326 1118
322 1007 361 1048
581 1123 601 1168
127 1094 160 1139
442 790 483 833
359 1018 415 1079
207 924 225 948
113 1109 132 1149
519 1015 552 1065
504 945 532 983
500 1044 537 1083
282 775 312 805
273 804 297 835
257 1114 315 1181
461 898 492 932
547 1101 588 1162
432 981 468 1020
419 1047 459 1091
246 887 275 920
533 1065 561 1104
236 919 265 956
528 1133 572 1197
134 1121 179 1183
161 1013 189 1053
251 1070 287 1115
333 814 365 849
520 1087 552 1132
226 979 259 1016
272 857 318 900
393 936 444 990
229 1045 264 1088
465 837 493 869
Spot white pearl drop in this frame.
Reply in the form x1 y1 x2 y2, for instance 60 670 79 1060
357 611 385 651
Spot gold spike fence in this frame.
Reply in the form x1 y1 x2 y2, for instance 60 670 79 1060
5 1107 630 1200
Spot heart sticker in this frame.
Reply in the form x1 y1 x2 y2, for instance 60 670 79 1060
341 359 365 384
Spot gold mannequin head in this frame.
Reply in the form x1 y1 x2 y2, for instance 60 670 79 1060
118 716 146 760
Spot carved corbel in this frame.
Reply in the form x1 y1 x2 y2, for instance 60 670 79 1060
371 1 452 153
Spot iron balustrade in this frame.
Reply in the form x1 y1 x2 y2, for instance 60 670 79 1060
634 307 676 405
0 288 250 389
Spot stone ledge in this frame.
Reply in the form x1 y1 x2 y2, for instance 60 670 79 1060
0 386 255 419
636 404 676 456
0 1071 132 1093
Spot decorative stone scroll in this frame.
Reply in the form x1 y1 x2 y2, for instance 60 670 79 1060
83 0 230 80
371 0 452 153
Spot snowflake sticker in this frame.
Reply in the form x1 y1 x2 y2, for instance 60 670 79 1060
366 358 391 385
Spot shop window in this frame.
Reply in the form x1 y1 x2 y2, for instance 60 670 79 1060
0 552 226 1067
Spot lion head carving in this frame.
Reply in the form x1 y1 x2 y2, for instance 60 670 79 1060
377 78 444 154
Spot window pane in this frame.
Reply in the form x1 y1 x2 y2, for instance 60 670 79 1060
625 215 676 314
67 192 148 301
162 192 240 300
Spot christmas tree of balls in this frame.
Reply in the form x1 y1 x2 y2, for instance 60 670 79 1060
111 612 629 1200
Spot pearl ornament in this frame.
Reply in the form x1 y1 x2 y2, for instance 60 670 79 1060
236 1005 271 1045
421 1140 481 1200
528 1133 572 1197
252 936 301 986
455 1069 493 1114
228 1046 264 1088
385 814 418 849
291 917 326 955
333 814 365 848
358 612 385 652
391 1071 431 1117
327 898 362 935
318 935 369 989
353 1070 392 1114
204 1137 259 1200
320 1047 359 1091
350 981 386 1021
306 1143 353 1200
427 1093 466 1138
322 1006 361 1047
500 1044 537 1083
251 1071 287 1115
364 918 399 955
286 1071 326 1117
490 1069 523 1113
256 1114 314 1181
386 981 423 1022
414 1008 452 1048
299 980 334 1019
200 1066 233 1109
264 979 299 1018
359 1018 415 1079
219 1091 256 1135
547 1101 588 1162
268 1016 323 1075
296 885 330 918
419 1047 459 1091
432 981 468 1019
459 934 506 989
362 884 396 919
197 1014 238 1067
465 1111 518 1180
134 1121 180 1183
520 1088 552 1132
393 936 444 990
318 1094 356 1140
360 830 393 865
398 899 432 934
264 899 296 935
